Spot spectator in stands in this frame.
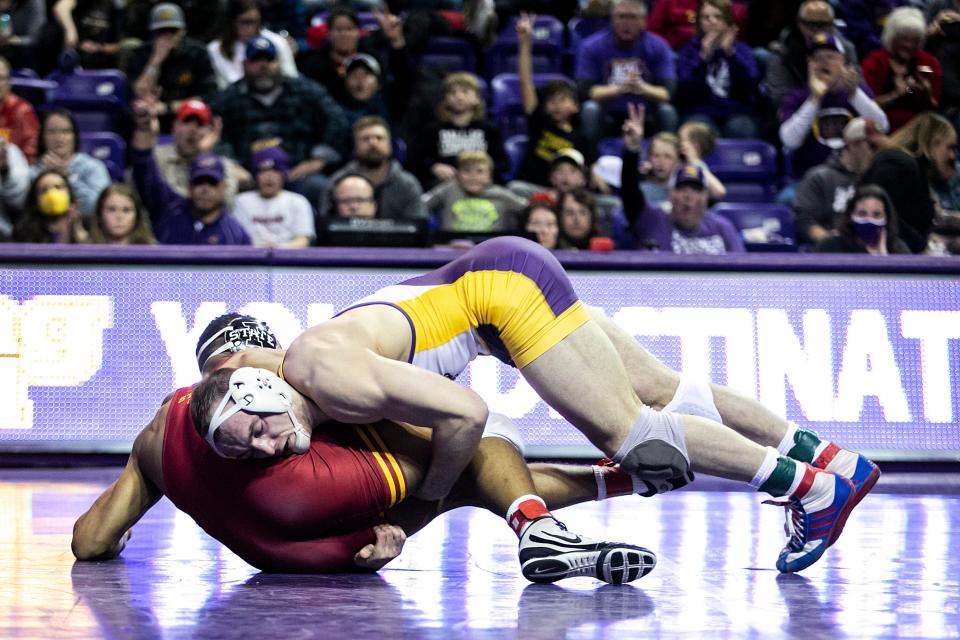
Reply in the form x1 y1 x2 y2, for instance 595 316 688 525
620 103 743 253
510 148 589 198
648 0 748 51
88 183 157 245
407 72 508 189
677 120 727 200
793 117 883 246
519 198 559 249
232 145 315 247
744 0 803 53
209 35 350 208
0 0 44 70
125 3 217 133
814 184 910 254
123 0 221 43
337 54 393 129
0 55 38 162
153 99 251 208
862 7 942 133
861 111 956 253
639 132 681 208
0 135 28 240
208 0 297 91
130 97 251 245
44 0 124 73
835 0 909 61
779 33 888 182
423 150 527 232
515 13 595 188
29 108 110 218
575 0 678 135
13 169 87 243
557 188 603 249
676 0 760 139
321 116 425 221
299 7 413 114
765 0 858 106
331 173 377 218
923 1 960 129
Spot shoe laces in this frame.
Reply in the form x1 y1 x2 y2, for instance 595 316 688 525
763 497 806 551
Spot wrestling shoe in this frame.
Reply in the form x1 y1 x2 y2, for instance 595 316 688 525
518 517 656 585
811 443 881 529
767 467 856 573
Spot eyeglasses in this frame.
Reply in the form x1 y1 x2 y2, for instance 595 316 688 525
799 18 833 30
338 197 375 206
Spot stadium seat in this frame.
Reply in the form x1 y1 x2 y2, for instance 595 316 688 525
485 15 565 78
710 202 797 251
704 138 778 187
567 16 608 51
722 182 774 203
10 76 56 110
503 134 527 181
489 72 574 137
79 131 126 182
48 70 127 133
420 36 477 74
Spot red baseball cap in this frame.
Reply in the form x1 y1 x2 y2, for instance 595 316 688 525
176 99 212 125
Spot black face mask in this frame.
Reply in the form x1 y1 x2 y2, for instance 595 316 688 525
851 216 885 246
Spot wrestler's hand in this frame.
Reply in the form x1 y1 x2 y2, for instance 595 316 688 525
353 524 406 570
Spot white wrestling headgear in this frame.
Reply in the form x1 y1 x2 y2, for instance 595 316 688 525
206 367 311 458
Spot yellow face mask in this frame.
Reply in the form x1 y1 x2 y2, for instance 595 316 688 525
39 188 71 216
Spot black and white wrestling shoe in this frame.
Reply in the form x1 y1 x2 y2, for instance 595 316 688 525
518 517 656 585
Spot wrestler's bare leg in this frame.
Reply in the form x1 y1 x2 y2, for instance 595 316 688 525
587 306 789 447
519 320 767 482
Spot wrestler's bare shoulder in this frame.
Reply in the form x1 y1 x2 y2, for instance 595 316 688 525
130 400 170 492
297 305 413 361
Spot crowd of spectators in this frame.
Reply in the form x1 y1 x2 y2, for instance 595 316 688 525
0 0 956 257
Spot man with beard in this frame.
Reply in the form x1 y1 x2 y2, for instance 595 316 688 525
209 35 349 209
131 95 251 245
320 116 425 221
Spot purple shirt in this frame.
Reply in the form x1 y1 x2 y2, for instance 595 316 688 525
131 149 252 246
575 28 676 115
630 205 745 254
676 38 759 118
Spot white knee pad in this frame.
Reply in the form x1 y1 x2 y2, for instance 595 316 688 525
612 407 694 494
481 412 526 456
663 375 721 424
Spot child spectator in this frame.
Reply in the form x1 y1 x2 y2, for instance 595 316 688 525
515 13 595 187
408 72 508 190
557 188 602 249
13 169 87 243
423 151 527 232
678 121 727 200
232 146 315 248
519 199 560 250
88 184 157 245
29 108 111 218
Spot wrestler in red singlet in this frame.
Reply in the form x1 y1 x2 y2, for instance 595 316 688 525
162 386 409 572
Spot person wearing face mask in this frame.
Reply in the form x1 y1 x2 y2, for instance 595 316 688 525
209 35 350 210
12 169 88 243
814 184 910 254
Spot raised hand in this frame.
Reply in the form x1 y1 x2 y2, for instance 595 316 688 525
375 9 405 48
622 102 646 152
516 12 534 46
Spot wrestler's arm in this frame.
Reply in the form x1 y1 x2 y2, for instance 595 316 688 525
71 420 163 560
286 337 489 501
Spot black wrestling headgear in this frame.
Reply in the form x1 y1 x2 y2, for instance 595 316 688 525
195 313 280 370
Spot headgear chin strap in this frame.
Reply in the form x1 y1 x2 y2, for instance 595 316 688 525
206 367 311 458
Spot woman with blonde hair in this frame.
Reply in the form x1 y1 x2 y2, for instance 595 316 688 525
860 111 957 252
88 183 157 245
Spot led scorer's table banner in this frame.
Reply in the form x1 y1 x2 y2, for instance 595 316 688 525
1 246 958 460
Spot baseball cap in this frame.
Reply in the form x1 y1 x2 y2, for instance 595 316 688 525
807 32 844 55
550 148 586 170
149 3 186 31
671 163 707 190
246 35 278 61
190 152 225 184
250 146 289 177
176 99 212 125
345 53 381 77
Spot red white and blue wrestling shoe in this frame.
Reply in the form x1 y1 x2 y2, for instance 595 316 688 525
811 444 881 536
519 517 656 585
769 467 857 573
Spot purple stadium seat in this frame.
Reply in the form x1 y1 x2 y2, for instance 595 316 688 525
421 36 477 74
486 15 565 78
490 72 574 137
704 139 778 185
10 77 56 110
503 134 527 181
710 202 797 251
79 132 125 182
48 70 127 133
568 16 608 51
